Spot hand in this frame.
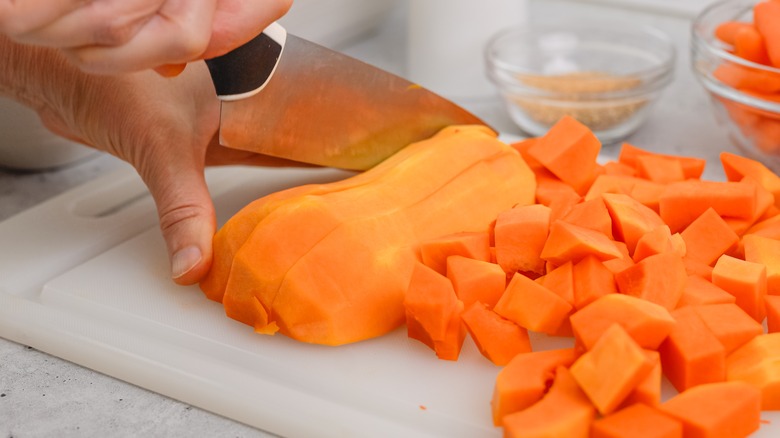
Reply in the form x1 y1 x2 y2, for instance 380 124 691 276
0 0 293 74
34 61 309 285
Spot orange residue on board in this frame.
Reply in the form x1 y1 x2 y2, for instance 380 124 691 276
419 405 427 411
761 418 772 425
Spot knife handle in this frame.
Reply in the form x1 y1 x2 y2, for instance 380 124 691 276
205 22 287 101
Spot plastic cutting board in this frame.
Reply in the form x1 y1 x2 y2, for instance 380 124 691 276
0 164 778 437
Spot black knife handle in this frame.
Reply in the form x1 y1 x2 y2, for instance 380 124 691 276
205 22 287 101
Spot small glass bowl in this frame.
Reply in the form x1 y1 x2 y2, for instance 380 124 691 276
691 0 780 172
485 23 676 144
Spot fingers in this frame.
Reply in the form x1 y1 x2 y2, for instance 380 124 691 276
0 0 85 37
62 0 217 74
202 0 293 59
144 155 217 285
2 0 293 74
10 0 162 48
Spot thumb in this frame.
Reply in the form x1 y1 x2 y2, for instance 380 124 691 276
144 161 216 285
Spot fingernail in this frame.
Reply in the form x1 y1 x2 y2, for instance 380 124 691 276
171 246 202 279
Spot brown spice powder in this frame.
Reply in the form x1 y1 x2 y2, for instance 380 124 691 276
511 72 647 131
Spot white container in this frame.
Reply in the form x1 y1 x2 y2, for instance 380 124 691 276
0 97 97 170
407 0 529 102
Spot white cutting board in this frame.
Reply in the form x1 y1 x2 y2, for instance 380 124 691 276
0 164 777 437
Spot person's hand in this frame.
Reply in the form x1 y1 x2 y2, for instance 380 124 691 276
0 0 293 74
1 34 307 285
43 61 309 285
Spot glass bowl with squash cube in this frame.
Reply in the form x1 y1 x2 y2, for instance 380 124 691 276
691 0 780 173
485 22 676 144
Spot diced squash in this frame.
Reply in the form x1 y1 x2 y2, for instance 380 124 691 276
527 115 601 195
570 324 655 415
727 333 780 410
494 272 573 334
721 151 780 207
659 307 726 392
419 230 491 275
540 220 623 266
601 192 666 254
493 204 551 275
755 0 780 67
767 295 780 333
711 254 768 322
572 255 617 309
622 350 663 408
570 293 676 351
534 172 583 222
691 303 764 355
715 20 753 45
591 402 683 438
615 252 687 310
446 255 506 309
502 366 596 437
684 258 714 280
635 154 686 184
659 180 756 233
461 302 531 366
602 241 635 274
540 261 575 305
677 275 737 308
742 233 780 296
586 175 666 212
420 231 490 274
403 262 465 361
733 24 771 65
491 348 579 425
632 225 683 262
560 197 614 240
723 178 775 235
727 333 780 375
509 137 540 166
659 381 762 438
602 160 638 177
680 208 739 267
745 212 780 242
713 62 780 95
618 142 706 180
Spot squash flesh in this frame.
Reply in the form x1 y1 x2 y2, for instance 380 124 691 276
206 126 536 345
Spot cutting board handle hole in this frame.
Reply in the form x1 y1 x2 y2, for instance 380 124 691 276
71 179 152 219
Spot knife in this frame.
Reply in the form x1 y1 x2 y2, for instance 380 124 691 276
204 22 490 170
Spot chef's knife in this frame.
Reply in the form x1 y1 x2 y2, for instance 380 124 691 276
205 22 490 170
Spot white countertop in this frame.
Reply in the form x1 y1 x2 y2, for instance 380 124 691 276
0 1 739 436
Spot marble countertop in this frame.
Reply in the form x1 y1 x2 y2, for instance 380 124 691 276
0 1 738 436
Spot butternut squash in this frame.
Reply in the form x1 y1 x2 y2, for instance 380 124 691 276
201 125 535 345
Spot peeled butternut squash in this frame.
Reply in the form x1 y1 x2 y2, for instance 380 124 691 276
200 126 536 345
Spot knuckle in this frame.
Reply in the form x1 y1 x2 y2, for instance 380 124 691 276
170 29 210 60
158 203 210 235
93 19 140 46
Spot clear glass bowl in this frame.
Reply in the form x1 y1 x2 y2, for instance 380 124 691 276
485 23 676 144
692 0 780 172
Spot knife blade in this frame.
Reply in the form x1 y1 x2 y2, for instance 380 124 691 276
205 22 490 170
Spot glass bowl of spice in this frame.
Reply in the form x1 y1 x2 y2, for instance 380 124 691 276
691 0 780 172
485 22 676 144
